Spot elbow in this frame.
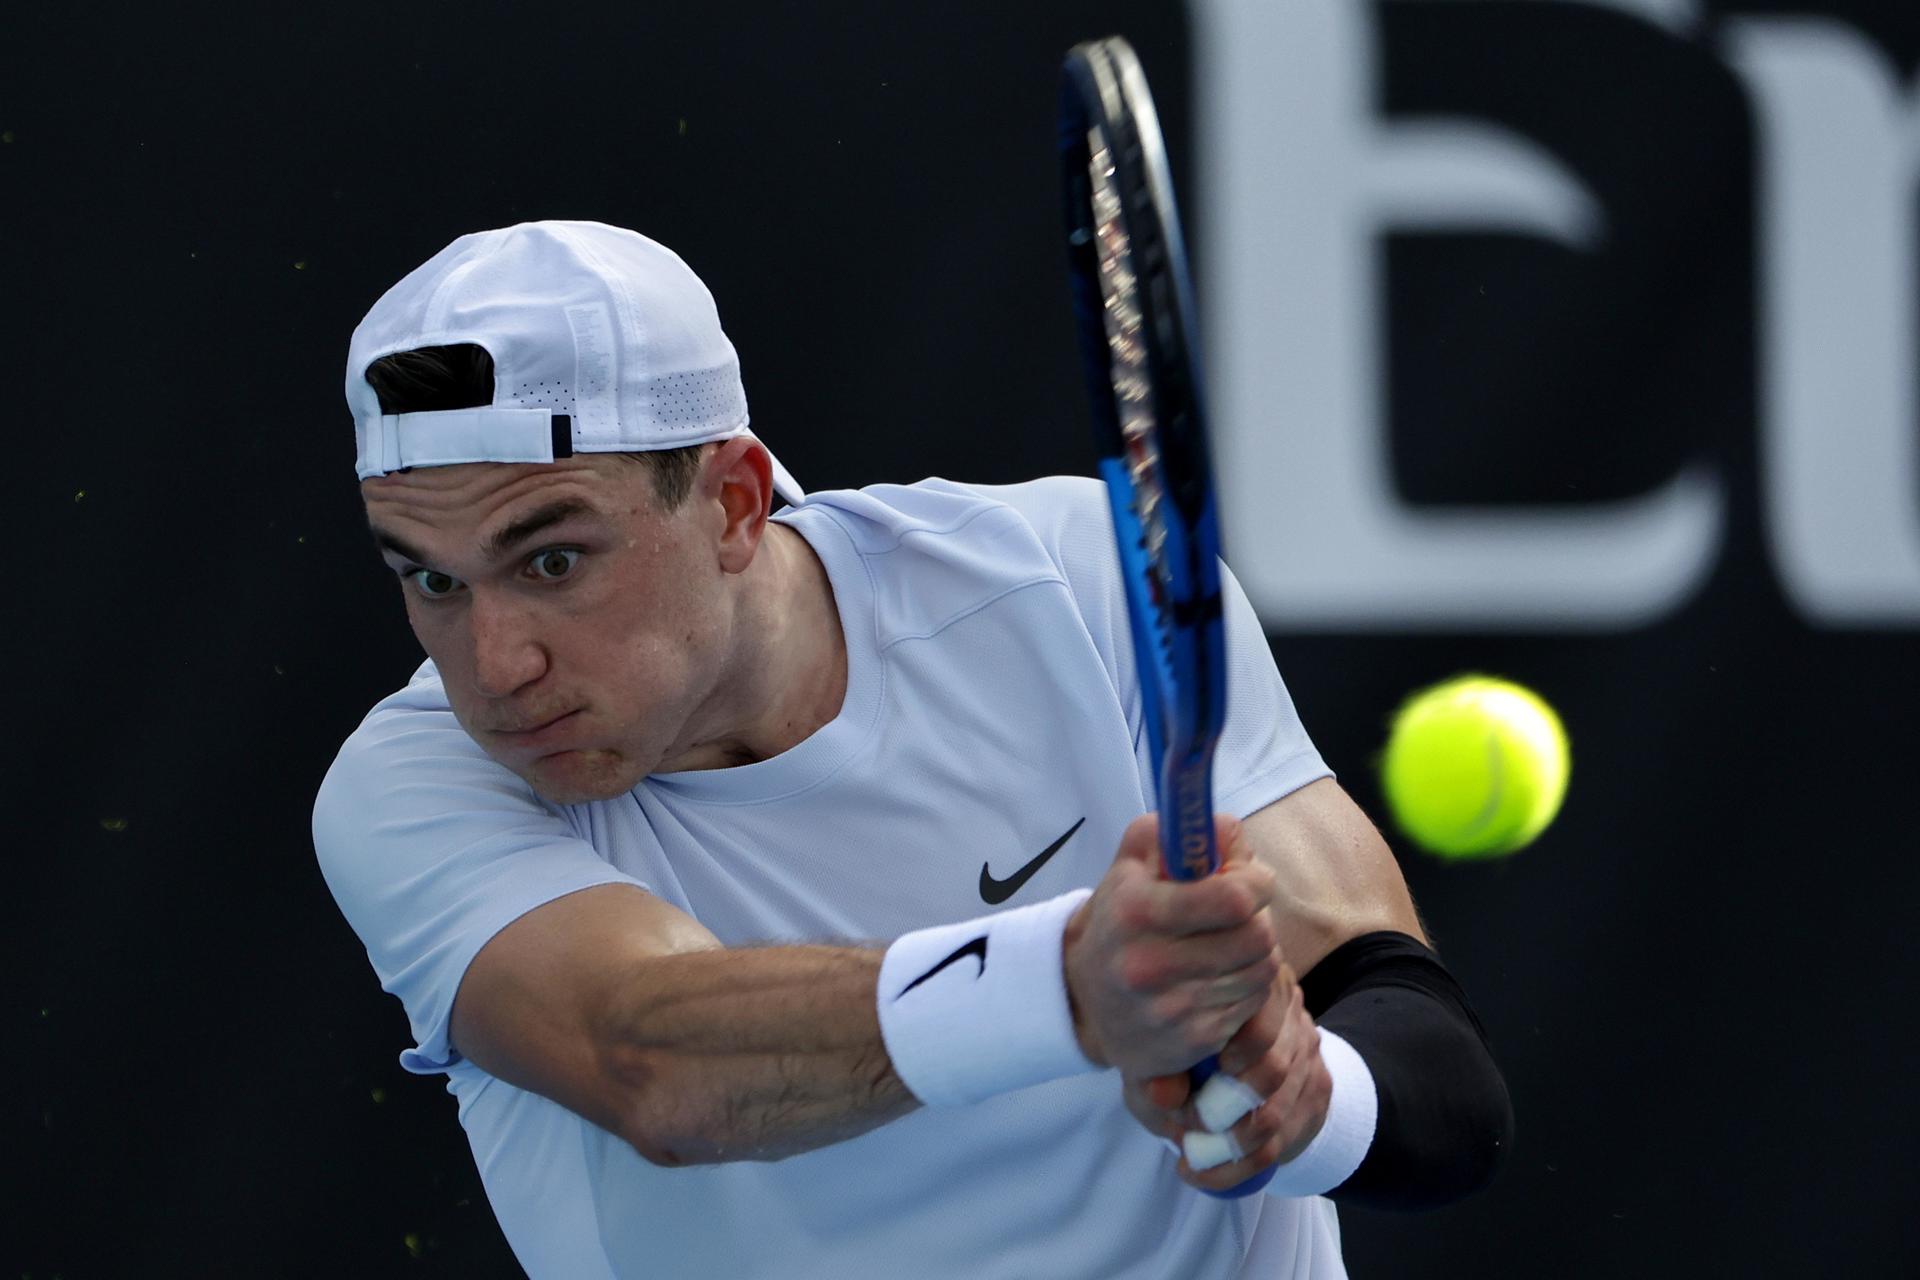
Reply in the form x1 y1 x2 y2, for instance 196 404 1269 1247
613 1092 696 1169
621 1117 750 1170
1336 1061 1515 1211
623 1129 699 1169
1445 1068 1516 1204
600 1044 726 1169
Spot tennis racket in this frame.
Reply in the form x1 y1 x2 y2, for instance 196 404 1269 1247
1060 36 1273 1199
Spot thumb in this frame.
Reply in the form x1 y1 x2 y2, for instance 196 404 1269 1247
1113 813 1162 868
1215 814 1249 866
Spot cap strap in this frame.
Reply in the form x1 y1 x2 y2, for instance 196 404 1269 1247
357 408 572 479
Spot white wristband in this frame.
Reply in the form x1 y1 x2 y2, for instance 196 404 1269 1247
1263 1028 1379 1198
876 889 1098 1107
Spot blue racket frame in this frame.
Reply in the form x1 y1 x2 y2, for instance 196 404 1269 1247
1060 37 1269 1198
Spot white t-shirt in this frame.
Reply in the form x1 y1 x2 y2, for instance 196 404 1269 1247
315 476 1343 1279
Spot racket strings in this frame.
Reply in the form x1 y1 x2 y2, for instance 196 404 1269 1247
1088 131 1175 631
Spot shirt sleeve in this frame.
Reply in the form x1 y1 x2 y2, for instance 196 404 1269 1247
964 475 1333 818
312 679 644 1075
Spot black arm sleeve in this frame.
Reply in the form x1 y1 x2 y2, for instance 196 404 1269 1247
1300 931 1514 1210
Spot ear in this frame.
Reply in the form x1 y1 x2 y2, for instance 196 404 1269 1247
705 436 774 574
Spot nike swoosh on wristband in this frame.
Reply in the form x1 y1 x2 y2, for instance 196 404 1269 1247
897 936 988 997
978 817 1087 905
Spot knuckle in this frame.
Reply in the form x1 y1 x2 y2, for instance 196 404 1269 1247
1112 886 1154 933
1244 1060 1284 1099
1249 1015 1283 1059
1230 1000 1272 1045
1197 1013 1237 1059
1119 944 1167 993
1150 989 1190 1031
1192 875 1231 917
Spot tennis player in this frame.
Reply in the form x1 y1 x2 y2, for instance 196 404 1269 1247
315 220 1511 1278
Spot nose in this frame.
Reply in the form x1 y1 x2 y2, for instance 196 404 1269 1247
467 591 549 699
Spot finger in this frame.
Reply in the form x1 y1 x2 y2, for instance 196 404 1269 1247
1239 1050 1330 1169
1214 814 1248 865
1193 1071 1266 1134
1182 1127 1242 1172
1145 1073 1190 1112
1169 986 1276 1072
1112 813 1163 867
1267 1020 1323 1117
1122 1075 1187 1142
1277 1050 1335 1164
1216 989 1288 1077
1183 1132 1287 1194
1125 864 1276 938
1128 917 1282 997
1225 1019 1326 1160
1187 949 1288 1019
1231 970 1308 1056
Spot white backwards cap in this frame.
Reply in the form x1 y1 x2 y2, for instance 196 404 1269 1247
345 220 802 505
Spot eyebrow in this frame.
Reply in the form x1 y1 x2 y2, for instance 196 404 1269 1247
481 499 598 560
369 498 601 569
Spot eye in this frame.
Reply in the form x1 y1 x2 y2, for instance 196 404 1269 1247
530 548 581 581
408 568 462 599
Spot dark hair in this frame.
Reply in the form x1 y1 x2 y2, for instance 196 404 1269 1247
361 343 705 509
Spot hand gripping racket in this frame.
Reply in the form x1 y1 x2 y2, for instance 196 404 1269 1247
1060 36 1273 1199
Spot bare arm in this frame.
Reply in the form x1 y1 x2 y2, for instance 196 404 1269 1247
1247 776 1427 969
450 819 1281 1168
449 885 916 1167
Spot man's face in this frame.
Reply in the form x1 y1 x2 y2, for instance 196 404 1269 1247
362 454 733 804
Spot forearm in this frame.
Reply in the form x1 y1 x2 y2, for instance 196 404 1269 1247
494 827 1264 1170
600 945 917 1166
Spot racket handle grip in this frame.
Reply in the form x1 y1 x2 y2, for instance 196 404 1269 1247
1161 767 1270 1192
1187 1054 1279 1198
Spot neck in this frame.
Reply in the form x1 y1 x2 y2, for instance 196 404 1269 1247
674 521 847 770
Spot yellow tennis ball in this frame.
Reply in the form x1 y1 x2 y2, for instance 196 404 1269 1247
1380 675 1569 859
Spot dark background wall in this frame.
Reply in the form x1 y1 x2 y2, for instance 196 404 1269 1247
6 2 1914 1276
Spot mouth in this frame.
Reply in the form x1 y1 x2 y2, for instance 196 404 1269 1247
491 710 581 745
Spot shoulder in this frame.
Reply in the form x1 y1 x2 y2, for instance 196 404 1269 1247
780 476 1113 645
316 662 464 810
312 664 641 1074
312 662 557 891
786 474 1112 585
958 474 1113 547
959 475 1118 584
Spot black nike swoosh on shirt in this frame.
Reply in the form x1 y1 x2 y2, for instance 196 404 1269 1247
978 817 1087 905
897 935 988 997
